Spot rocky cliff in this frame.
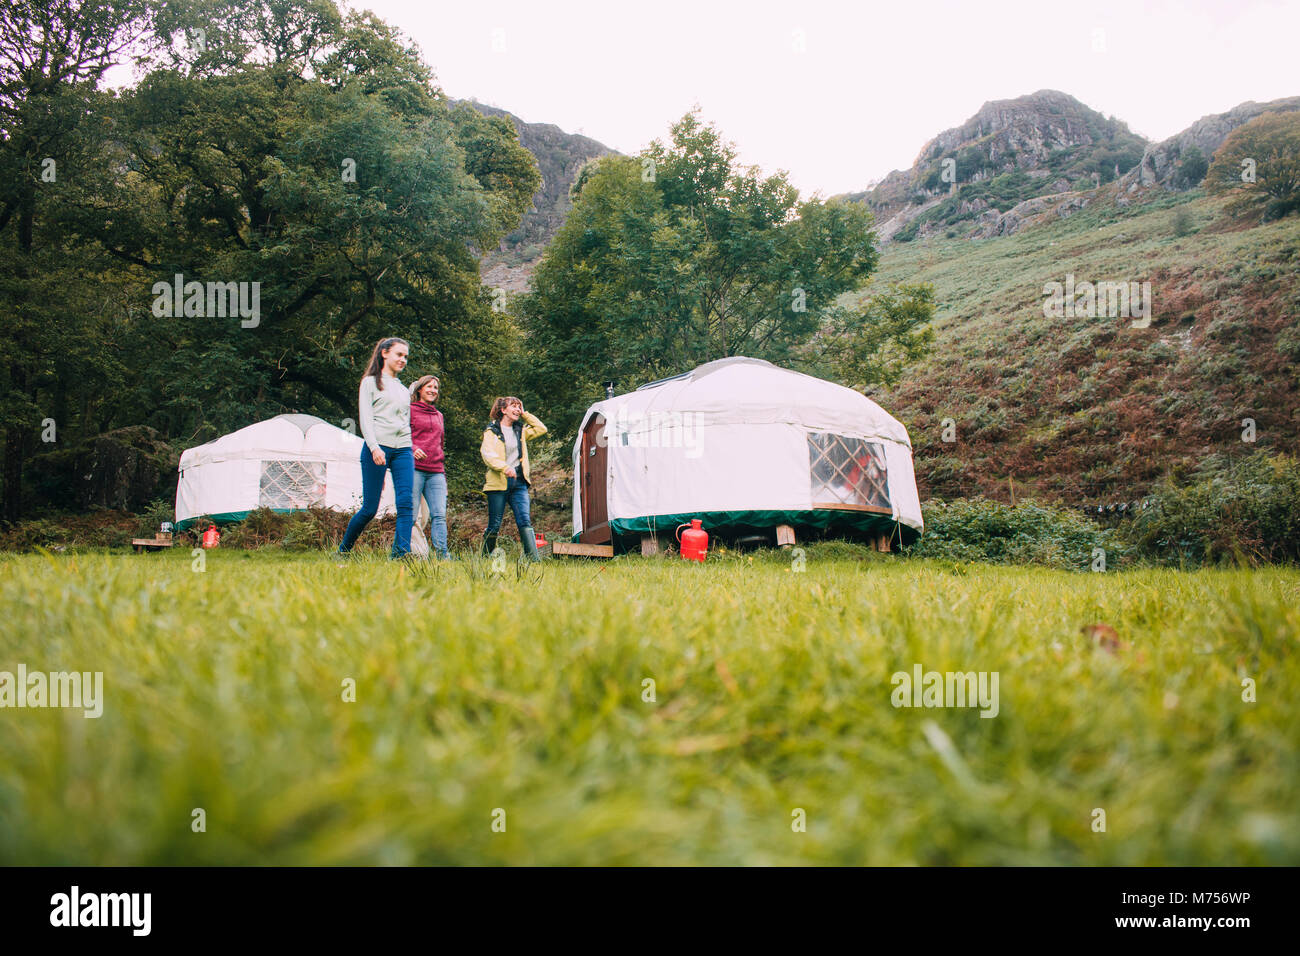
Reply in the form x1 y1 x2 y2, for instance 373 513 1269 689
457 100 619 291
844 90 1147 242
1118 96 1300 194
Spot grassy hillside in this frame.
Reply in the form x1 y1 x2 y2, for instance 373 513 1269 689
2 549 1296 864
869 191 1300 503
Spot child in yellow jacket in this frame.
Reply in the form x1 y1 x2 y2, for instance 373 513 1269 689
480 396 547 560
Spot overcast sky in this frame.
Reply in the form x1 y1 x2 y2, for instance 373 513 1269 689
348 0 1299 197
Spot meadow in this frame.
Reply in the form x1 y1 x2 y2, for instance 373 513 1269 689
1 545 1297 865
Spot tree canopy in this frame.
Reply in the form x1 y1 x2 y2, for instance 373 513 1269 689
515 110 932 444
1206 112 1300 221
0 0 539 520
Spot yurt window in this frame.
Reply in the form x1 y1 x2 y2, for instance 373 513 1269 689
258 460 326 509
808 434 891 511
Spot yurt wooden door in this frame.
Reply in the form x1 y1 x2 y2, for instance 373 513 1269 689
579 414 610 543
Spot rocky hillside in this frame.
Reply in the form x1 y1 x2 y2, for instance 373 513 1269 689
457 101 619 292
1118 95 1300 194
866 189 1300 506
844 90 1147 242
827 91 1300 506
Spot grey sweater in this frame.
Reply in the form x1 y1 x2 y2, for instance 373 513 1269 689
358 374 411 453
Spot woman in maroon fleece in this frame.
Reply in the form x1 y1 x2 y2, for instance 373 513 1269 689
408 375 450 559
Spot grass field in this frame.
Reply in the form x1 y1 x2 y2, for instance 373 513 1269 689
1 546 1297 865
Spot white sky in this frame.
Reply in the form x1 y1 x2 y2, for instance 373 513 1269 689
349 0 1300 197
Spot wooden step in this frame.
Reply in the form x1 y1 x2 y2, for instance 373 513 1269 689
551 541 614 558
131 537 175 552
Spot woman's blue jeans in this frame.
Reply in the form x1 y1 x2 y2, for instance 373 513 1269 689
485 476 532 536
412 469 449 557
339 444 414 557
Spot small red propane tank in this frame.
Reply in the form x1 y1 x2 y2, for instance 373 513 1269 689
676 519 708 562
535 531 547 549
201 524 221 549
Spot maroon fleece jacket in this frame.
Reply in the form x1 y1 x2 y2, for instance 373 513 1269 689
409 400 445 473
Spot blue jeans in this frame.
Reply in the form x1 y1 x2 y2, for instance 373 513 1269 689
339 444 414 557
486 476 532 536
412 469 449 557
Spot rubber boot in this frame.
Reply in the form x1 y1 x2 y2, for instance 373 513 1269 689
482 532 498 557
520 527 542 563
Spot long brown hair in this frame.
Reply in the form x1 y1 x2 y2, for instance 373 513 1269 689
490 396 522 423
362 337 408 391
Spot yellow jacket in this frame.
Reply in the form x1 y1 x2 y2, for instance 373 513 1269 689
481 411 547 491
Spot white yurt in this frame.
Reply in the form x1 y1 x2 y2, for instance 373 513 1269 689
175 414 395 530
570 357 923 548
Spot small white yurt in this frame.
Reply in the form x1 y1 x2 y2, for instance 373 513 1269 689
175 414 395 530
571 357 923 549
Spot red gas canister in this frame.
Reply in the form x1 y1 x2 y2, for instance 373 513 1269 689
201 524 221 548
676 519 708 562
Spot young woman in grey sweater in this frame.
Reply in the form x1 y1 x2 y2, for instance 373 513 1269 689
338 337 415 558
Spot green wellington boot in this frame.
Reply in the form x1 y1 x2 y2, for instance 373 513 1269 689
520 527 542 563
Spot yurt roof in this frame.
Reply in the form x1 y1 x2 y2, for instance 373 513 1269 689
179 414 361 467
583 357 911 447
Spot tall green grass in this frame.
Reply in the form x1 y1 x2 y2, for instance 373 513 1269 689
1 547 1296 864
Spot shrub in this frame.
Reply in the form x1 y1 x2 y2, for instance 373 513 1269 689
905 497 1119 569
0 513 127 551
215 508 356 550
0 519 68 552
280 509 351 551
1174 145 1208 189
1206 112 1300 220
133 498 176 538
893 218 921 242
1122 452 1300 565
1274 324 1300 362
